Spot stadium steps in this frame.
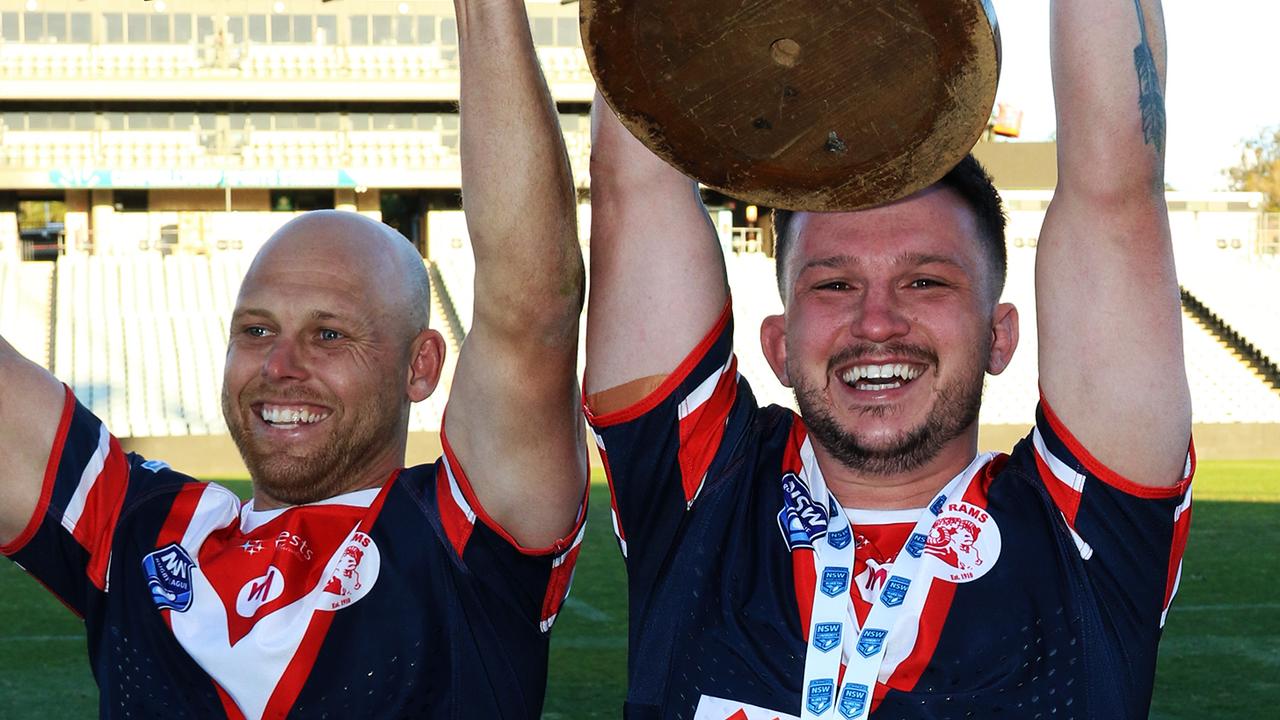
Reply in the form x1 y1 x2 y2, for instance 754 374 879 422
427 261 466 352
1181 287 1280 392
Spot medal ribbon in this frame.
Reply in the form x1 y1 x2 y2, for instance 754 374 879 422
797 443 994 719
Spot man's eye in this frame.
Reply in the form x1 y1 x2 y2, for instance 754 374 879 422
244 326 270 337
816 281 850 291
319 329 344 341
910 278 946 289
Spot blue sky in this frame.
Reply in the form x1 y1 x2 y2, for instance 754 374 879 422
991 0 1277 192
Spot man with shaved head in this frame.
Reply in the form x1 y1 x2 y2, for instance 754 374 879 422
0 2 585 718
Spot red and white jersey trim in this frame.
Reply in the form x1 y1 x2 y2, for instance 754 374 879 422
60 422 111 537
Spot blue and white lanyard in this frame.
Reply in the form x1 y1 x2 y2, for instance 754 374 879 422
798 445 994 719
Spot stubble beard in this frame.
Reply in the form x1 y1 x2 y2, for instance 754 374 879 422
223 382 406 506
792 341 987 477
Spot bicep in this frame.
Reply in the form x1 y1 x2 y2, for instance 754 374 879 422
443 322 587 551
584 100 729 397
0 344 67 545
1034 194 1190 487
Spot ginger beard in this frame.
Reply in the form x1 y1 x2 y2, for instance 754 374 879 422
791 336 989 476
222 372 407 506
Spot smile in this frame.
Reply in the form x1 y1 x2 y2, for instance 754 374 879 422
257 403 331 429
840 363 925 391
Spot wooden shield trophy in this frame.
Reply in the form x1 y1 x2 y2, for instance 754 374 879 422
581 0 1001 211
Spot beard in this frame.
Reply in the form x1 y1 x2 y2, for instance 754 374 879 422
223 380 407 506
792 339 987 476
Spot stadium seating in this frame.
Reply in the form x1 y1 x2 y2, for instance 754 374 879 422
1176 248 1280 368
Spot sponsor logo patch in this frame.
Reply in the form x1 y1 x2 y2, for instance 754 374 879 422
806 678 834 715
881 575 910 607
837 683 869 718
776 473 829 550
820 567 850 598
813 622 842 653
904 532 928 559
923 501 1002 583
856 628 887 658
827 526 852 550
235 565 286 618
929 494 948 516
143 543 195 612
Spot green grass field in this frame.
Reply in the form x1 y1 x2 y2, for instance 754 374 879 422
2 461 1276 718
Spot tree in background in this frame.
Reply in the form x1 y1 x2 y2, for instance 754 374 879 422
1226 125 1280 210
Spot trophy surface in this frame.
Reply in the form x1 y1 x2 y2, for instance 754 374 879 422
582 0 1001 211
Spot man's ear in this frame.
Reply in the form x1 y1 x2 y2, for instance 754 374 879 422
987 303 1019 375
760 314 792 387
407 329 447 402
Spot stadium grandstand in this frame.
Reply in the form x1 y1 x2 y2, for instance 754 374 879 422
1 0 1278 470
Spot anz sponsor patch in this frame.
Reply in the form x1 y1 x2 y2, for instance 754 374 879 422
837 683 870 719
813 622 842 653
142 543 195 612
776 473 829 551
904 532 928 559
880 575 910 607
856 628 887 658
806 678 835 715
819 567 850 598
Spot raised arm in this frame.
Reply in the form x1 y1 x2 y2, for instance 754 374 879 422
0 336 65 545
1037 0 1190 486
584 96 728 403
443 0 586 548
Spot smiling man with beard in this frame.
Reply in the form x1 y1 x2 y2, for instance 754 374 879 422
0 1 586 718
585 1 1193 718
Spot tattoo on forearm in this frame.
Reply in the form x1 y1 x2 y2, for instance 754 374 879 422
1132 0 1166 154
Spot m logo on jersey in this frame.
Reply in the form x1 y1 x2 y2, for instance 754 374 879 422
143 543 195 612
776 473 828 550
235 566 286 618
881 576 910 607
837 684 869 718
924 501 1002 583
806 678 834 715
856 628 887 658
820 567 850 597
813 622 842 652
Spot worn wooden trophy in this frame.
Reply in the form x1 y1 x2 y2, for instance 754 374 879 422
581 0 1001 211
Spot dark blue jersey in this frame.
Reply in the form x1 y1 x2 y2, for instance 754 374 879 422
2 388 585 719
586 303 1192 720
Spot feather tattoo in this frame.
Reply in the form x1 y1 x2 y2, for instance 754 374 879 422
1132 0 1166 154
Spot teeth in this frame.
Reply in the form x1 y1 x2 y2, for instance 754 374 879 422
840 363 923 385
260 405 328 425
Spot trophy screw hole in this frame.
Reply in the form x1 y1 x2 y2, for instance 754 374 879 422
770 38 801 68
825 131 848 154
753 117 772 130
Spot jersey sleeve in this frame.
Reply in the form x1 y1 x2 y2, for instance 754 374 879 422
431 429 588 635
2 388 135 615
583 300 749 581
1023 395 1193 631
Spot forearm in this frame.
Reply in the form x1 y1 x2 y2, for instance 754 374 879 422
1052 0 1167 198
455 0 583 338
0 336 65 545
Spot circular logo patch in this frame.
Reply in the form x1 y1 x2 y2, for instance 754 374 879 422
320 531 380 611
922 501 1001 583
